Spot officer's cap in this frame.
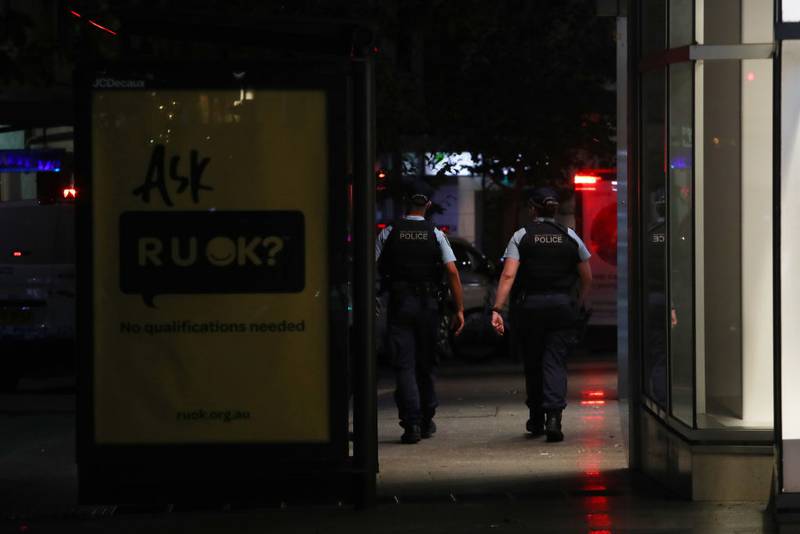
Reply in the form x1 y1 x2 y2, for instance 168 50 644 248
406 180 434 206
529 186 559 208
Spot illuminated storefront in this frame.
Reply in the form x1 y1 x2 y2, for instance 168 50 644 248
624 0 780 501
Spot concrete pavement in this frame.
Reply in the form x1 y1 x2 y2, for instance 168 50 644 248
0 356 782 533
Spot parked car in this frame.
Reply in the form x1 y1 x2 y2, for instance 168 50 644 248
0 199 76 391
446 237 506 362
376 235 505 363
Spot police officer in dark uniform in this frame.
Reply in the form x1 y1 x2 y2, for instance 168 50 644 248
376 180 465 444
490 187 592 442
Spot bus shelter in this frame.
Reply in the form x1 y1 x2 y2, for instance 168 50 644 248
75 57 377 505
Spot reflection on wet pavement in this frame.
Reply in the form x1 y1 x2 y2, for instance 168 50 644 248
377 358 625 499
376 356 774 533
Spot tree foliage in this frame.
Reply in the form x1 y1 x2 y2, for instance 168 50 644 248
375 0 616 185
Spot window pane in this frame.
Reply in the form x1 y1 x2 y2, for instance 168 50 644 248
740 59 773 429
704 0 741 45
641 68 668 410
700 59 743 427
784 0 800 21
668 62 694 426
781 39 800 491
693 58 774 432
669 0 694 48
641 0 667 56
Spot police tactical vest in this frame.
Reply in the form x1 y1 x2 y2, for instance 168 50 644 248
380 219 443 285
516 220 580 293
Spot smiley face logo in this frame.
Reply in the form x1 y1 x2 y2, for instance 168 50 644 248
205 237 236 266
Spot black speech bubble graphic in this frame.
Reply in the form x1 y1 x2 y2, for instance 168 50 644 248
119 211 305 307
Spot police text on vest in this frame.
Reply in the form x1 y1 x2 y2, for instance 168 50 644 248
534 234 563 244
399 231 429 240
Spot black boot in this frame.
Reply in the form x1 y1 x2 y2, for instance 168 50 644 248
421 419 437 439
526 410 544 435
545 411 564 442
401 424 421 444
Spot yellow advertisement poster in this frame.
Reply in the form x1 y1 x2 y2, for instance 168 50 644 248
91 88 330 444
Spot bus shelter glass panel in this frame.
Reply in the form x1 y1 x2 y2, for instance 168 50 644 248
667 62 694 426
641 68 668 410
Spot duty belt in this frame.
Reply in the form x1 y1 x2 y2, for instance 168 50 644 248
513 289 571 304
388 281 441 297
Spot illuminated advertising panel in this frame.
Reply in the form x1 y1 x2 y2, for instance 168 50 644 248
90 86 331 444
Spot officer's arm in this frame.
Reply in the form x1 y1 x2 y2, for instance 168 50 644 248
493 258 520 312
444 261 465 336
490 259 519 336
577 260 592 309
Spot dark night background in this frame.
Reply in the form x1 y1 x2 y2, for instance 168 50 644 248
0 0 615 255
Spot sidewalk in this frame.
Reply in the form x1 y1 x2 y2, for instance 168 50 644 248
0 356 780 533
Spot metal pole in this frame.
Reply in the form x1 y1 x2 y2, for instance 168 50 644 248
352 53 377 508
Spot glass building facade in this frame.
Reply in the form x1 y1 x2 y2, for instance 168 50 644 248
623 0 798 504
623 0 800 511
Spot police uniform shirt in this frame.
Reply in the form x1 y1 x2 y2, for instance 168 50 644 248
502 218 591 262
375 216 457 264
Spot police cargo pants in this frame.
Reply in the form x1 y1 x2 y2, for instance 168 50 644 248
388 294 440 428
515 293 578 413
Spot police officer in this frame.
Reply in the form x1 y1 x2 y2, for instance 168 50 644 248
490 187 592 442
376 180 465 444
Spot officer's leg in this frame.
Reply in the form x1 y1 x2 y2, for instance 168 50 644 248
541 325 575 442
414 296 440 438
388 299 422 442
541 328 571 412
518 308 546 434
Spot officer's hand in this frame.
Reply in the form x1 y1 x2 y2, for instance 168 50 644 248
491 311 505 336
451 310 465 336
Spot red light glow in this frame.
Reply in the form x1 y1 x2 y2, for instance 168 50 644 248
88 19 117 35
575 174 601 192
581 400 607 406
583 484 608 492
747 72 756 81
587 512 612 528
70 10 81 17
585 495 609 508
584 390 605 399
62 188 77 199
438 225 450 233
12 251 23 257
376 223 388 231
574 174 601 185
